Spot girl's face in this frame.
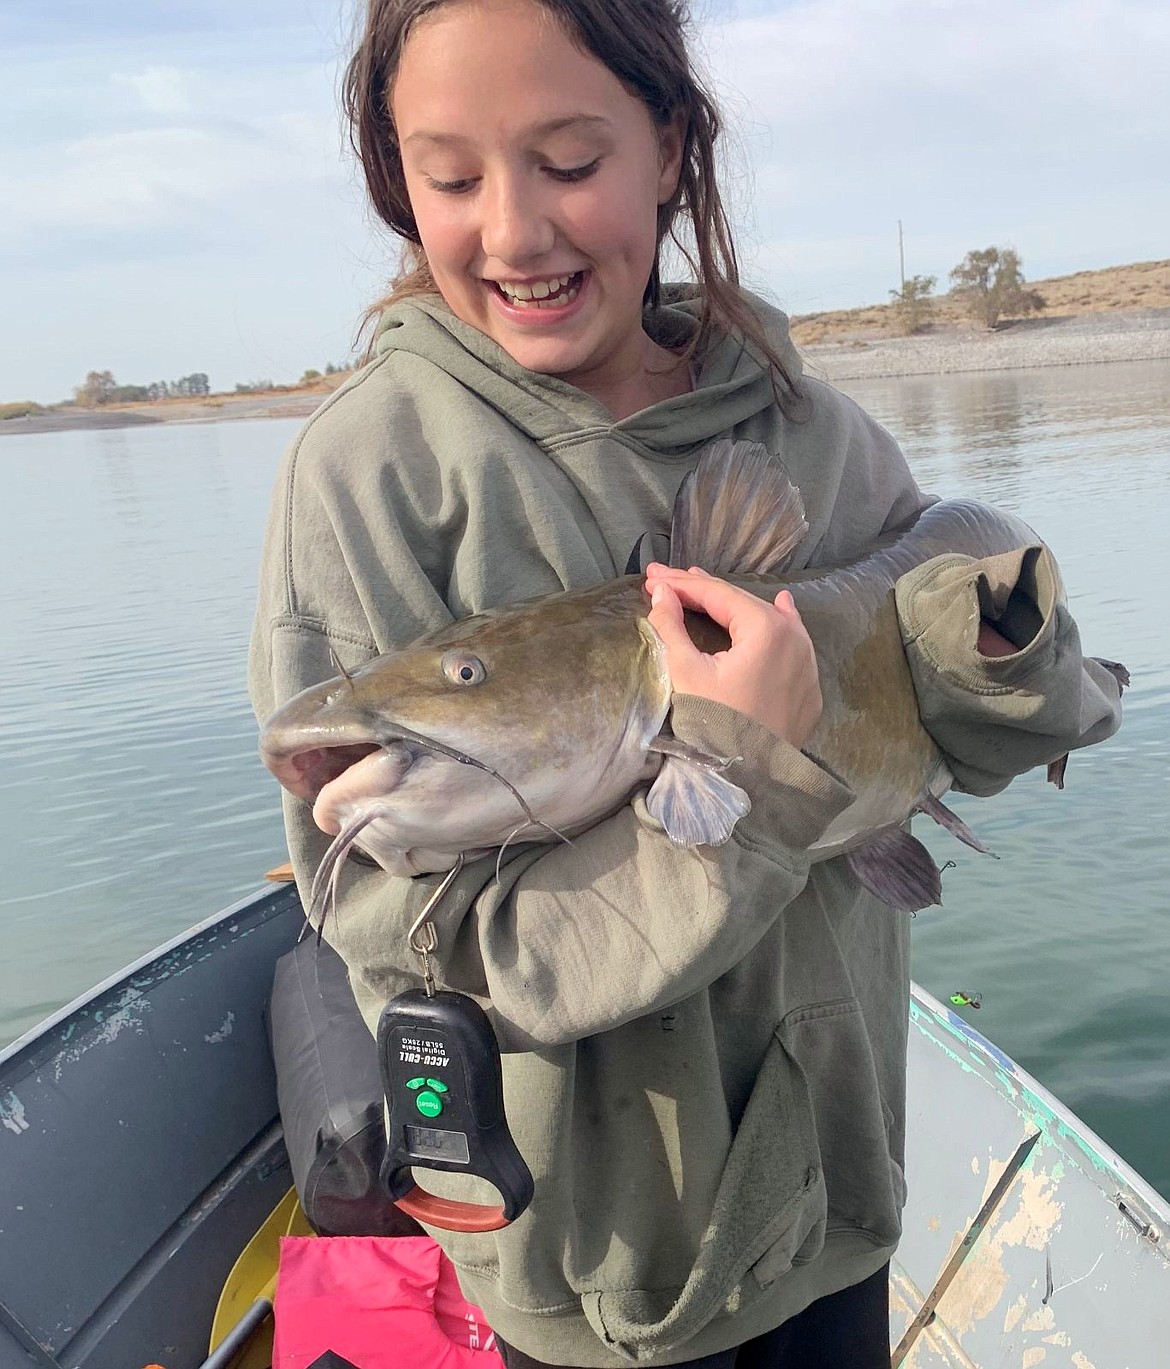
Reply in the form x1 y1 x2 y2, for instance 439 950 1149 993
392 0 683 404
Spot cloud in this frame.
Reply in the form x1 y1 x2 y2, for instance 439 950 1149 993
3 116 338 249
691 0 1170 310
0 17 376 401
0 57 351 260
111 65 193 116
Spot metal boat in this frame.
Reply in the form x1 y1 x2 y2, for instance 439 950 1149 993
2 882 1166 1367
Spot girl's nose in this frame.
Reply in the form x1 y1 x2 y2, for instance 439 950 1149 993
479 170 556 266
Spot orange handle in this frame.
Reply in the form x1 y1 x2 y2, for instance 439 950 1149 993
394 1182 510 1232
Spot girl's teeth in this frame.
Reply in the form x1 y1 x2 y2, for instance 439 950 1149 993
498 274 579 305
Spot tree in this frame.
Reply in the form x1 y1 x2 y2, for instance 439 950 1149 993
167 373 210 397
889 274 937 335
949 247 1045 329
74 370 117 407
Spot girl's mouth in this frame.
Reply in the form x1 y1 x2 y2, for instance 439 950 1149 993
490 271 584 310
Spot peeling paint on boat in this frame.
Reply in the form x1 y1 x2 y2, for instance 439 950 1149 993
938 1165 1064 1338
50 987 151 1081
204 1012 235 1044
0 1091 29 1135
1003 1292 1028 1334
0 908 278 1094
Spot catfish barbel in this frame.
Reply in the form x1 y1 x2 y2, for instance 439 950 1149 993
259 439 1125 921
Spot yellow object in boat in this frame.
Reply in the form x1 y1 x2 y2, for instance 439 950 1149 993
208 1187 313 1367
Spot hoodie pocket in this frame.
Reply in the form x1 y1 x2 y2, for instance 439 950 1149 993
775 997 904 1249
581 1026 826 1362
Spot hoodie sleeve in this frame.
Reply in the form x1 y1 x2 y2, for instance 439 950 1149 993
894 542 1125 796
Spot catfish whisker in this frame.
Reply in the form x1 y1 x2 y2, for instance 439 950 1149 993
328 644 354 687
496 824 528 884
308 805 385 933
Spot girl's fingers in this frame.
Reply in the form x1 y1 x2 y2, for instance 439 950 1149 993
644 566 822 745
646 568 776 636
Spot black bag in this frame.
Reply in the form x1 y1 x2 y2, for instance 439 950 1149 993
268 934 423 1237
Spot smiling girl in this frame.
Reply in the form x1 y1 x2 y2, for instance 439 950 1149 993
250 2 1123 1365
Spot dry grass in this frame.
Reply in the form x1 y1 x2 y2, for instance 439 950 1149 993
0 401 45 421
790 259 1170 346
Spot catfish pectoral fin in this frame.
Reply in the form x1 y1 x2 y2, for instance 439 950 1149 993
917 794 998 858
645 743 751 847
846 828 944 911
1092 657 1131 693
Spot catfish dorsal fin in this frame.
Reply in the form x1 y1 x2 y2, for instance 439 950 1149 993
670 438 808 577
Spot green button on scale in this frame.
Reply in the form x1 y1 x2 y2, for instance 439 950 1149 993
415 1089 444 1119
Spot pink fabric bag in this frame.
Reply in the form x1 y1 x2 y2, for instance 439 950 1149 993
272 1235 503 1368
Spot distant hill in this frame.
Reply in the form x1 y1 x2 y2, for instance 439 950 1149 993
790 259 1170 346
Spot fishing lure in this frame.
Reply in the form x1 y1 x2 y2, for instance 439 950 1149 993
949 990 982 1009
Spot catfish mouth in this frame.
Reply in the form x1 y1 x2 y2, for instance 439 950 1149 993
262 718 565 860
262 741 381 802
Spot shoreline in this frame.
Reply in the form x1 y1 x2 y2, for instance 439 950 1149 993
800 307 1170 383
0 389 332 437
5 310 1170 436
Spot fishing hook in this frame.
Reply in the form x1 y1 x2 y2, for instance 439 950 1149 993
408 854 465 997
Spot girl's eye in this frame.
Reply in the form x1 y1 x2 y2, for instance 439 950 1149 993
424 174 478 194
547 158 600 183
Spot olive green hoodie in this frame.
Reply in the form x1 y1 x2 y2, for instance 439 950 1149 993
249 289 1121 1365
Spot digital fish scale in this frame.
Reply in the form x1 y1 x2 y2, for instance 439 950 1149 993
378 988 534 1232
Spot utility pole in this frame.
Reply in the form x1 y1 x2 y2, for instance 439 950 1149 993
898 220 906 292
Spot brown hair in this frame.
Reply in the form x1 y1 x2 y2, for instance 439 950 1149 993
343 0 806 414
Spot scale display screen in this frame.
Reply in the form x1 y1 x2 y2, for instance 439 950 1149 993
405 1124 471 1165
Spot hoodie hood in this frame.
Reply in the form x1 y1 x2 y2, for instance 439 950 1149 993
372 285 805 458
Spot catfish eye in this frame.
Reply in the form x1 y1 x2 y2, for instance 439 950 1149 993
441 650 486 686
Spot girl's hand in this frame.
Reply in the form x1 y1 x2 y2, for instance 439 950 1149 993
644 564 823 749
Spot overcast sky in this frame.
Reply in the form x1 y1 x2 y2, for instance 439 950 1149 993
2 0 1167 403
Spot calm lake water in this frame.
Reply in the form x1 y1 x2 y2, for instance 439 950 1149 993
2 360 1168 1198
